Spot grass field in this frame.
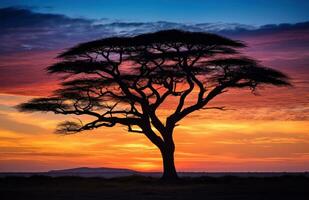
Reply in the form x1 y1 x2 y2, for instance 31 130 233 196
1 175 308 200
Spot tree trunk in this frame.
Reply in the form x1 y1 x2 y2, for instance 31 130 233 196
160 142 179 181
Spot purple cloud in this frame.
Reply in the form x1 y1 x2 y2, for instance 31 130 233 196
1 7 308 55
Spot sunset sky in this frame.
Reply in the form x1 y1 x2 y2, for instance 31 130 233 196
0 0 308 172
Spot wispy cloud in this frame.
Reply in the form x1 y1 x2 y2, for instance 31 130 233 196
0 113 47 134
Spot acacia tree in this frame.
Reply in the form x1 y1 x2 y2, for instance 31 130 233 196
18 30 290 180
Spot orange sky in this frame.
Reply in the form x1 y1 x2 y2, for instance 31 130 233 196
0 29 309 172
0 82 308 172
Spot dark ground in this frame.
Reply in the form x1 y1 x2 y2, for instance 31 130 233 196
1 175 308 200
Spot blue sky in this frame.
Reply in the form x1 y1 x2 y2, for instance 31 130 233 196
1 0 309 25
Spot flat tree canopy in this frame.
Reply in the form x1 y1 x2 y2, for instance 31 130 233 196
18 30 290 180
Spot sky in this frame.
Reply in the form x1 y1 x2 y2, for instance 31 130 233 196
0 1 308 172
1 0 309 24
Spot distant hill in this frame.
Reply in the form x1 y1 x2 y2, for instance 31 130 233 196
43 167 138 177
48 167 137 174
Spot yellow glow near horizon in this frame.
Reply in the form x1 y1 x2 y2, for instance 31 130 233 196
0 92 308 172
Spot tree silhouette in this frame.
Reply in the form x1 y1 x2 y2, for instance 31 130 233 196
18 30 291 180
